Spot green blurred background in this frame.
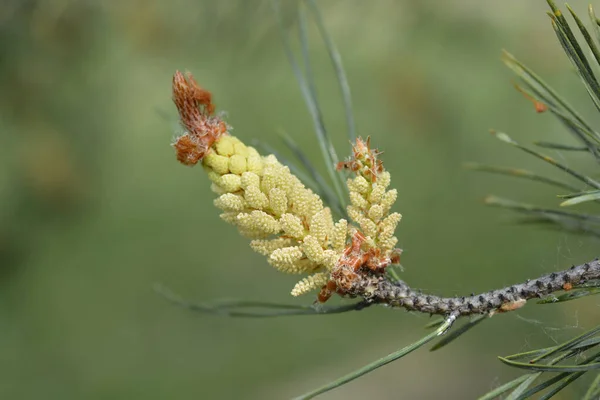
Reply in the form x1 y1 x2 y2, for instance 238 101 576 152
1 1 600 398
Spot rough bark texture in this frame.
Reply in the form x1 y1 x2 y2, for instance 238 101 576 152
348 259 600 316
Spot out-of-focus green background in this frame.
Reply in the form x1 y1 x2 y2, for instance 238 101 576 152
2 1 600 398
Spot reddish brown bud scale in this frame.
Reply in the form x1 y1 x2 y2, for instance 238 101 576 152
173 134 205 166
390 250 401 265
317 280 338 303
172 71 228 165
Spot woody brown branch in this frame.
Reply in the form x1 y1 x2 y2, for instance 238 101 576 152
344 258 600 316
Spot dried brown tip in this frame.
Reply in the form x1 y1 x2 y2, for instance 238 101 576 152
172 71 228 165
513 82 548 114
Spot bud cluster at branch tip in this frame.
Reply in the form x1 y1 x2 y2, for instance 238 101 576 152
172 72 600 319
172 71 379 298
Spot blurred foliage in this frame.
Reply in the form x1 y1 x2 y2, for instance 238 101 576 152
1 0 599 399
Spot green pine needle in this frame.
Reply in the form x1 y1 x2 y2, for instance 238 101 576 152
529 324 600 364
583 372 600 399
560 190 600 206
503 351 578 399
490 130 600 189
537 287 600 303
304 0 356 144
588 5 600 45
548 1 597 82
476 374 535 400
515 349 600 399
567 4 600 68
155 284 370 318
538 370 587 400
504 373 542 400
429 315 487 352
549 14 600 114
294 317 457 400
464 162 580 192
496 358 600 374
502 50 600 147
271 0 348 213
534 141 591 151
424 317 446 329
484 195 600 222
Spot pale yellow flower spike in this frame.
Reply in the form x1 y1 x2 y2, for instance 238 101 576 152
291 272 330 297
173 89 347 294
269 246 305 273
172 74 402 299
250 238 294 257
205 135 343 285
338 137 402 267
331 219 348 252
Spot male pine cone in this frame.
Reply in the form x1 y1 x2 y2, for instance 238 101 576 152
171 71 354 297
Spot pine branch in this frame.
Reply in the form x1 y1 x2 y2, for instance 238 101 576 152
347 258 600 316
166 1 600 399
